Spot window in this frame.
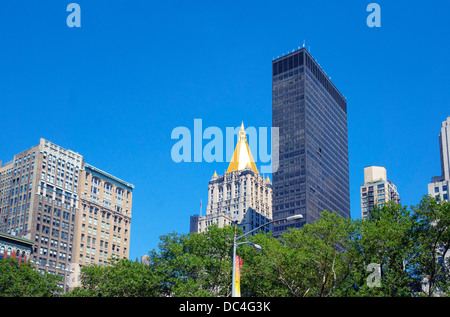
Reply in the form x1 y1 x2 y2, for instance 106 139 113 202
435 187 440 193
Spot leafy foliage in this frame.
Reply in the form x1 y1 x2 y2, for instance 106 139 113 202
340 202 418 296
240 211 356 297
12 195 450 297
0 258 61 296
147 225 235 296
411 195 450 296
66 258 161 297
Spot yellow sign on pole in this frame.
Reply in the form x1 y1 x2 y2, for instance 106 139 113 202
234 255 243 297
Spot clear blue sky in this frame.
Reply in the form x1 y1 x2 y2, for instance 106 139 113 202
0 1 449 260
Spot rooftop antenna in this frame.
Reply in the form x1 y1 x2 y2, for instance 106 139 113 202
303 40 305 48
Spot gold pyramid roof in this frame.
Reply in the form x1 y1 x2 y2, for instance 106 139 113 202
227 122 259 174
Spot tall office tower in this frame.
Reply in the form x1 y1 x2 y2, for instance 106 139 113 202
272 48 350 236
0 138 133 292
190 123 272 234
75 163 133 271
0 139 83 291
428 117 450 201
360 166 400 219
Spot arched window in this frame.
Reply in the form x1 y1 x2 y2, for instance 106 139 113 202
91 177 100 196
7 247 12 258
0 246 4 260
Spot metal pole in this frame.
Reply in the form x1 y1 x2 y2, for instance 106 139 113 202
230 214 302 297
231 223 237 297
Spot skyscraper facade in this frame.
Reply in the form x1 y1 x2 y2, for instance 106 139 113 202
0 138 83 290
360 166 400 219
0 138 134 292
75 163 134 268
272 48 350 236
428 117 450 201
190 123 273 234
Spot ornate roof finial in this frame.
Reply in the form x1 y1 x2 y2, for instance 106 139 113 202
226 122 259 174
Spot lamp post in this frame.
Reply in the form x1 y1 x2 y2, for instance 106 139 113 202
231 214 303 297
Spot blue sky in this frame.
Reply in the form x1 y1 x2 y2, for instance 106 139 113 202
0 1 449 260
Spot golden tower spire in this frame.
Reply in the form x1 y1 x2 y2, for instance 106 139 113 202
227 122 259 174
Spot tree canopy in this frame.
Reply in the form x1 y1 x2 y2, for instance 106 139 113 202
66 196 450 297
0 258 61 297
3 195 449 297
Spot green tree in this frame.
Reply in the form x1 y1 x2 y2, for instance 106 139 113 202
66 258 160 297
411 195 450 296
0 258 61 296
148 225 235 296
240 211 356 297
63 196 450 297
348 202 417 296
238 231 292 297
368 204 382 222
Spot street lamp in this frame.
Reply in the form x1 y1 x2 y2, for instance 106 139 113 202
231 214 303 297
286 214 303 222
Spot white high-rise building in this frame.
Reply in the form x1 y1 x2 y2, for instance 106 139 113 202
428 117 450 202
190 123 272 234
360 166 400 219
424 117 450 295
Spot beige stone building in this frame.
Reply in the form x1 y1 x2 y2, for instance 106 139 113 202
360 166 400 219
0 138 134 292
75 163 133 268
190 123 272 234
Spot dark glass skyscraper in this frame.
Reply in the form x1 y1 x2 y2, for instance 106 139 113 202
272 48 350 235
